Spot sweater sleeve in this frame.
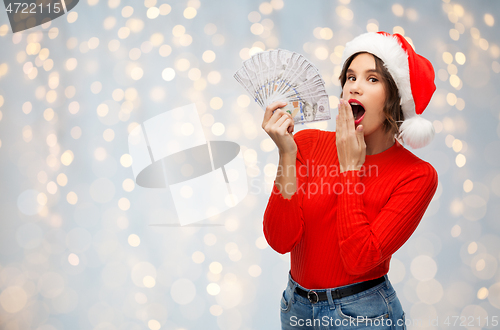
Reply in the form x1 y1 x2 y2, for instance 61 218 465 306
336 162 438 275
263 129 318 254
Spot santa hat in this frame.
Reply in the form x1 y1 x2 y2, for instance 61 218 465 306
341 31 436 149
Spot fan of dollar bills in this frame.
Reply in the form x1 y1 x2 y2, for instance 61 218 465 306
234 49 331 124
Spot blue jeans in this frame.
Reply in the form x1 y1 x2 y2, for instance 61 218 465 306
281 273 406 329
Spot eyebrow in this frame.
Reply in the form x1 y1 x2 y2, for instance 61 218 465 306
347 68 379 74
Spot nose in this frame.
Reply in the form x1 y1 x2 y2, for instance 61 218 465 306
349 80 362 95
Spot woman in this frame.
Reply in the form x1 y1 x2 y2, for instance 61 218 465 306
262 32 438 329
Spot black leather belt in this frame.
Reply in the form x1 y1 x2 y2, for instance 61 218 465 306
295 276 385 304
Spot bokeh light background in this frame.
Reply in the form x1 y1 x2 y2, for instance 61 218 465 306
1 0 500 329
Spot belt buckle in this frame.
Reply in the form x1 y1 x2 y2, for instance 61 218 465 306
307 290 319 304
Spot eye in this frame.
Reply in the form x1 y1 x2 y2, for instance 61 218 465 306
368 77 379 83
347 75 356 81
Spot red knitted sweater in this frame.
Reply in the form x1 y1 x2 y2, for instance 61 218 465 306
263 129 438 289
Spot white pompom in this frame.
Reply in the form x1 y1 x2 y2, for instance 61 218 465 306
399 115 435 149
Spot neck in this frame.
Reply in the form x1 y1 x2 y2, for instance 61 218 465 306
364 130 395 155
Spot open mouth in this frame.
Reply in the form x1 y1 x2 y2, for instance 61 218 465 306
348 99 366 124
